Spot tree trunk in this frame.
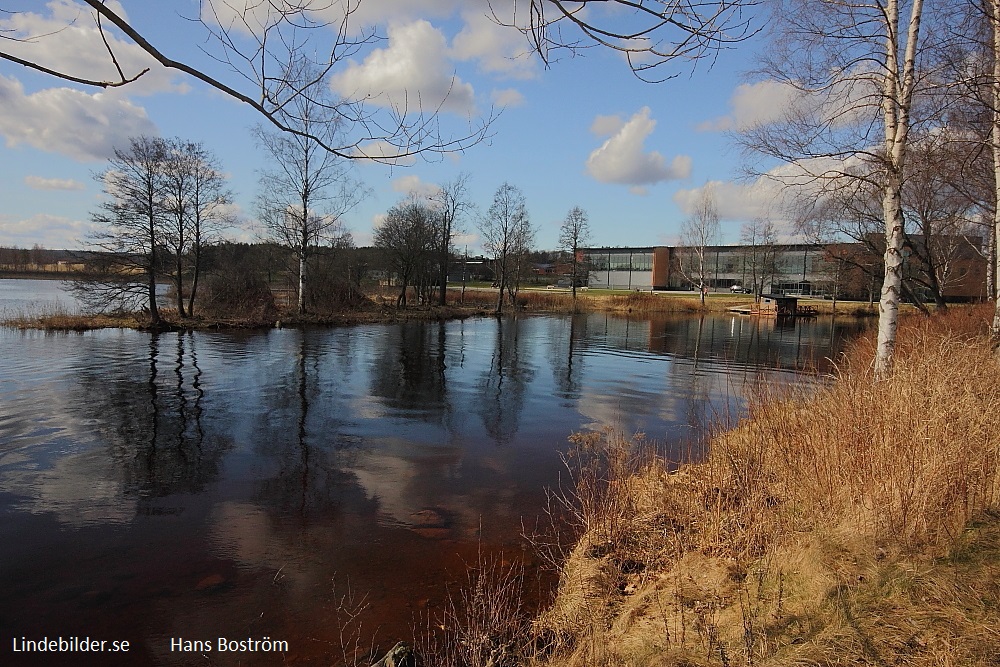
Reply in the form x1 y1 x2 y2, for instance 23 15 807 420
876 173 906 379
438 221 449 307
297 252 307 315
174 256 186 318
187 242 200 317
147 213 160 325
992 0 1000 340
874 0 922 379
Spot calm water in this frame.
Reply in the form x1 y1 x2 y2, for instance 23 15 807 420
0 280 867 665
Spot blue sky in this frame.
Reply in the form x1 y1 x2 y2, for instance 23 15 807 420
0 1 787 253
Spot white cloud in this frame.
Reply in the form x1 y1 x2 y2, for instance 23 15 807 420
672 155 867 237
0 213 99 249
590 114 626 136
330 20 476 116
353 227 375 247
585 107 691 194
1 2 185 97
454 231 479 249
699 80 798 132
491 88 525 108
701 76 880 134
351 140 419 166
208 0 465 37
392 175 439 197
452 10 537 80
0 75 158 161
673 180 778 222
24 176 85 191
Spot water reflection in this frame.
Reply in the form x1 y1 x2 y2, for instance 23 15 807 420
72 332 227 501
478 317 535 445
0 311 866 665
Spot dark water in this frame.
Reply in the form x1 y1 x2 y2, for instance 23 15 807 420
0 290 866 665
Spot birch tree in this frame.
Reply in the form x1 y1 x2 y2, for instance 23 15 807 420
986 0 1000 339
739 217 778 297
180 144 232 317
677 187 721 308
255 66 364 314
744 0 934 378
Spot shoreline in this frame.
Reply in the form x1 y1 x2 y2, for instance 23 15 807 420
524 303 1000 666
1 286 883 332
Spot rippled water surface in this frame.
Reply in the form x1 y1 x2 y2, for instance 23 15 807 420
0 280 867 665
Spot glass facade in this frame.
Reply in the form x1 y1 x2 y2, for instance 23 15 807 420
585 250 653 272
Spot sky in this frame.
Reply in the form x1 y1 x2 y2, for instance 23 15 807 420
0 1 792 254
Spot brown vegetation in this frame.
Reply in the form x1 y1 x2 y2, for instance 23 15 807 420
530 304 1000 666
0 304 141 331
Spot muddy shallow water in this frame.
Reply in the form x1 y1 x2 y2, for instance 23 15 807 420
0 284 866 665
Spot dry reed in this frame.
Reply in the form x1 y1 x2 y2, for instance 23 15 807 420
0 303 139 330
533 304 1000 666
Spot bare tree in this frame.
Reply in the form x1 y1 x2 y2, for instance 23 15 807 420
374 196 440 308
677 187 721 308
743 0 938 378
505 0 759 81
558 206 592 303
739 217 777 297
254 65 364 314
479 183 531 315
505 209 536 307
1 2 762 157
0 1 492 161
74 136 168 325
429 173 474 306
984 0 1000 338
180 143 233 317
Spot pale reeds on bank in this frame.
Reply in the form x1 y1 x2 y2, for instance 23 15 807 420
0 302 139 331
532 305 1000 667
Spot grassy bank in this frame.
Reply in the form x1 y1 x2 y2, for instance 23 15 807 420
0 300 494 332
451 288 879 317
528 304 1000 666
3 286 878 331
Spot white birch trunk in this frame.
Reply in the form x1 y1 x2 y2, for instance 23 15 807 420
992 0 1000 340
874 0 923 379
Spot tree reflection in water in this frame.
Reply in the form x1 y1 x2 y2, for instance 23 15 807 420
478 317 535 446
73 331 228 501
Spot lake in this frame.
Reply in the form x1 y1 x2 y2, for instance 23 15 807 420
0 280 867 665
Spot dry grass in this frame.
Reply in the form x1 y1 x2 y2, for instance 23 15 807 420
0 303 141 330
532 304 1000 666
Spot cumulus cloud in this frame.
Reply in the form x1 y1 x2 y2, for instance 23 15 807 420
491 88 525 107
701 76 880 134
0 76 158 161
1 1 185 97
207 0 465 37
391 174 439 197
330 20 476 116
452 10 537 80
586 107 692 194
673 180 778 222
24 176 85 191
699 80 798 132
0 213 99 248
590 114 626 136
351 140 419 166
672 155 866 237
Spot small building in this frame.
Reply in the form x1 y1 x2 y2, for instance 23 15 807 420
751 294 798 317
